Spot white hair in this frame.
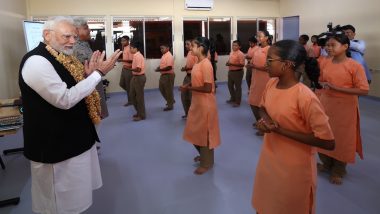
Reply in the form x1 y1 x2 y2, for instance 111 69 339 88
73 16 88 28
43 16 74 31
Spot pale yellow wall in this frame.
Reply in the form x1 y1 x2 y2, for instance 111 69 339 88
0 0 27 99
279 0 380 97
27 0 280 93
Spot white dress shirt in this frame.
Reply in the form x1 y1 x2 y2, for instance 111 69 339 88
22 55 101 110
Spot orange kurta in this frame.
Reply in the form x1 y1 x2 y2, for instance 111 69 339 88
252 78 334 214
185 51 198 74
228 50 245 71
123 45 134 68
160 51 174 74
248 46 270 106
183 58 221 149
246 46 259 63
318 58 369 163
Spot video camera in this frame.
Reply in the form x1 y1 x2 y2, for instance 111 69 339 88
317 22 344 46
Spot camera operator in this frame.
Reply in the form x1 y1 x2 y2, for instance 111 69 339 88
342 24 372 84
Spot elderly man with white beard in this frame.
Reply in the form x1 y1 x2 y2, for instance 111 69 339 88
19 16 121 214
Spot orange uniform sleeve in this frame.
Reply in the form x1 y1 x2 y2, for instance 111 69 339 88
352 62 370 91
202 61 214 84
299 90 334 140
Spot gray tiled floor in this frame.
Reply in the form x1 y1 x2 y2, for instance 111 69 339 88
1 83 380 214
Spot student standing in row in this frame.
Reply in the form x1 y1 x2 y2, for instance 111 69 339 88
180 37 221 175
252 40 335 214
248 30 271 135
317 33 369 185
245 36 259 91
155 44 175 111
180 39 198 119
311 35 321 58
226 40 245 107
129 41 146 122
118 36 134 106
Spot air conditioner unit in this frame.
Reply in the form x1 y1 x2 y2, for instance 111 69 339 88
185 0 213 11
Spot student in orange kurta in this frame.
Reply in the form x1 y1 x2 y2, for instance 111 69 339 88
226 40 246 107
248 30 271 135
245 36 259 90
129 41 146 121
180 37 221 175
252 40 335 214
317 33 369 185
155 44 175 111
180 39 198 119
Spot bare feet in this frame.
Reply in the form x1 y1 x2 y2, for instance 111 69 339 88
194 166 211 175
193 156 201 162
329 174 343 185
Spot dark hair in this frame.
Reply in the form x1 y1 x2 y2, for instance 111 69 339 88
160 43 171 48
249 36 258 43
299 34 309 42
233 40 241 47
273 40 321 89
193 36 210 56
259 30 273 45
327 33 351 57
121 35 130 41
130 40 141 50
342 24 356 33
311 35 318 40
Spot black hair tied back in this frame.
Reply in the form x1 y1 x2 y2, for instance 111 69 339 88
304 57 322 89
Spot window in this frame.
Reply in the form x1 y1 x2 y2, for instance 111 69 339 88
237 19 257 53
86 17 106 53
112 17 144 56
209 17 231 55
183 18 208 56
145 17 173 59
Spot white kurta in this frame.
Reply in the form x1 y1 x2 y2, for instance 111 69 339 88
22 55 103 214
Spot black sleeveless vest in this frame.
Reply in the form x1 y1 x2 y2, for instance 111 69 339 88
19 42 99 163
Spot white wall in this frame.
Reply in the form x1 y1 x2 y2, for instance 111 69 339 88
0 0 27 99
279 0 380 97
27 0 280 93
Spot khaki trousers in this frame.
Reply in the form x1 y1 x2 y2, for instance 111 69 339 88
159 73 175 108
194 145 214 168
246 68 253 90
130 75 146 118
227 70 244 104
119 68 133 102
318 153 347 177
181 74 192 115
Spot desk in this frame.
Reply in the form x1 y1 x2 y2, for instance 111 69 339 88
0 99 22 207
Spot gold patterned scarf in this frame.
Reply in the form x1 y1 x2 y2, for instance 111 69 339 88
45 45 101 124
